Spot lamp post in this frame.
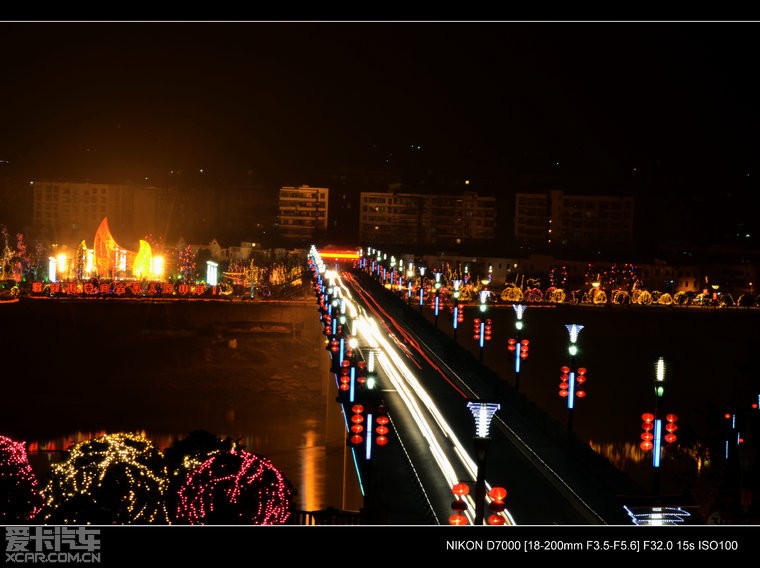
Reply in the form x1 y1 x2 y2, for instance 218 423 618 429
406 264 414 304
433 271 442 327
452 279 462 342
640 357 678 495
507 304 529 392
476 288 491 363
467 400 500 525
559 323 586 434
418 267 426 313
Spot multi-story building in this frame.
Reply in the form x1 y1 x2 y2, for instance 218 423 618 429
359 189 496 248
515 189 634 252
277 185 329 243
31 180 161 246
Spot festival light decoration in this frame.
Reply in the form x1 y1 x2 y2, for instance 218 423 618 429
0 435 43 522
175 445 294 525
41 432 171 524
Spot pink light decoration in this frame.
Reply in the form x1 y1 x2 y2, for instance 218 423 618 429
0 435 43 522
176 447 294 525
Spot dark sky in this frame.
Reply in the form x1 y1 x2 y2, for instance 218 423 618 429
1 21 759 197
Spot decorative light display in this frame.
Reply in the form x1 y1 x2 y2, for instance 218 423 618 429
41 432 171 524
0 435 43 522
449 482 470 525
486 486 508 525
175 445 294 525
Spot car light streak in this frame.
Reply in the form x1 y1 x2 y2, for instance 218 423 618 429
339 277 514 525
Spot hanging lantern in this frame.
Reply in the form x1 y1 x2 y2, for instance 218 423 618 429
640 440 653 451
487 514 506 525
488 486 507 501
449 513 468 525
451 500 467 512
375 435 389 446
452 482 470 497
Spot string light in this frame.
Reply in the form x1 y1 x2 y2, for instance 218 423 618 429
0 435 43 522
175 445 294 525
41 432 171 524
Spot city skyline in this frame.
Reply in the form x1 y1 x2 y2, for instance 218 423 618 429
1 21 759 250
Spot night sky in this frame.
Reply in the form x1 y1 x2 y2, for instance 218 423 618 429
1 21 759 242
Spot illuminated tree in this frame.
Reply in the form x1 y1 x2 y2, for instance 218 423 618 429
41 433 171 524
0 436 43 522
172 433 295 525
178 245 197 282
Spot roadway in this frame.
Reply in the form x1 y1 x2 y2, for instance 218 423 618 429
325 264 640 525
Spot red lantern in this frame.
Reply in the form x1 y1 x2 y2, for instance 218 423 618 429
350 424 364 434
375 435 388 446
641 432 654 441
559 390 568 397
665 423 678 433
487 514 506 525
561 366 570 373
489 501 507 513
352 404 364 414
376 416 390 425
666 413 678 423
488 486 507 501
451 500 467 512
452 482 470 496
577 367 587 375
449 513 467 525
339 383 350 391
664 434 677 444
640 441 653 451
576 390 586 398
642 413 655 422
642 422 654 431
375 425 389 435
350 434 363 445
351 414 364 424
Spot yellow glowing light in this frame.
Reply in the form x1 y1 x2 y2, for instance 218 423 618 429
133 240 153 279
151 256 164 279
56 253 68 279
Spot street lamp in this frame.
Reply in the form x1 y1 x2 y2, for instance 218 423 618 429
507 304 529 392
418 267 426 313
467 400 500 525
640 357 678 495
559 323 587 434
451 279 462 342
433 271 442 327
474 289 492 363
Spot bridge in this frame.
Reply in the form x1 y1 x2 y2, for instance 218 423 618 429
308 248 656 526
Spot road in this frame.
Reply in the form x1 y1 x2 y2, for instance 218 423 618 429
320 262 638 525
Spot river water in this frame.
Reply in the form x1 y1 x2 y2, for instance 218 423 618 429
0 296 363 517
